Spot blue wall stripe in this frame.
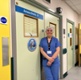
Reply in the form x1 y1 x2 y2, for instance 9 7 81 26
15 5 43 20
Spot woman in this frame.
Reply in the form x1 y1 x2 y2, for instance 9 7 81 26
39 26 61 80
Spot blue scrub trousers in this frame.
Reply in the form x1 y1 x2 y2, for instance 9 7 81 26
43 59 60 80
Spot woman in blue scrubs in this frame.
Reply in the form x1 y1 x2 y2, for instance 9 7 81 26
39 26 61 80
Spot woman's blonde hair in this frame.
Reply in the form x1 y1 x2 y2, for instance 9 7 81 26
46 26 53 32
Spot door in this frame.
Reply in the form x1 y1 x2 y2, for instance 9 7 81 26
45 12 59 38
0 0 11 80
78 24 81 66
15 1 45 80
41 12 60 80
67 22 73 71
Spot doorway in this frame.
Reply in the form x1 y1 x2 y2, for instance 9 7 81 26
67 19 75 71
42 12 60 80
12 0 63 80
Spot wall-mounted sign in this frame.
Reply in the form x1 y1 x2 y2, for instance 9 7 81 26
0 16 7 24
68 33 72 38
24 15 38 37
15 5 43 20
28 39 36 52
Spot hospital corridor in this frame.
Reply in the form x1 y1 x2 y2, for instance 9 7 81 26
60 67 81 80
0 0 81 80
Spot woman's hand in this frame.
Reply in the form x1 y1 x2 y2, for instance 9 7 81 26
47 57 55 66
48 57 54 63
47 61 52 66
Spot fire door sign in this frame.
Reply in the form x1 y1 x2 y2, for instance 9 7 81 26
0 16 7 24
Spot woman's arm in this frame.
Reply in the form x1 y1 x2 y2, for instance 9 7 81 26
40 47 54 62
52 47 60 59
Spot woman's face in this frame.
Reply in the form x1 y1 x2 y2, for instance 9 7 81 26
46 28 53 37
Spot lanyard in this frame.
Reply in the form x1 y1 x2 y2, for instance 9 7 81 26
46 37 52 50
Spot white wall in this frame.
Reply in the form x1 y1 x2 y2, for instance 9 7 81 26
35 0 79 74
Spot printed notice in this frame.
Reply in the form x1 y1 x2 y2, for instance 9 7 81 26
24 15 38 37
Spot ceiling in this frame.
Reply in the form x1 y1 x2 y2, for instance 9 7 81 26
62 0 81 15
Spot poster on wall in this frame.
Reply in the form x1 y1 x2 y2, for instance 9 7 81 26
28 39 36 52
24 15 38 37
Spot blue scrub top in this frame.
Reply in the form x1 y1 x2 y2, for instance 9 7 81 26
39 37 61 66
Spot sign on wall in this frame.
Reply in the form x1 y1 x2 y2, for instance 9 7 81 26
28 39 37 52
24 15 38 37
15 5 43 20
0 16 7 24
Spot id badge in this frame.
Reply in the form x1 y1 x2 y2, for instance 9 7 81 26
47 51 52 54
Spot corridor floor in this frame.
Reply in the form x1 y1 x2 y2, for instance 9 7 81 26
60 67 81 80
